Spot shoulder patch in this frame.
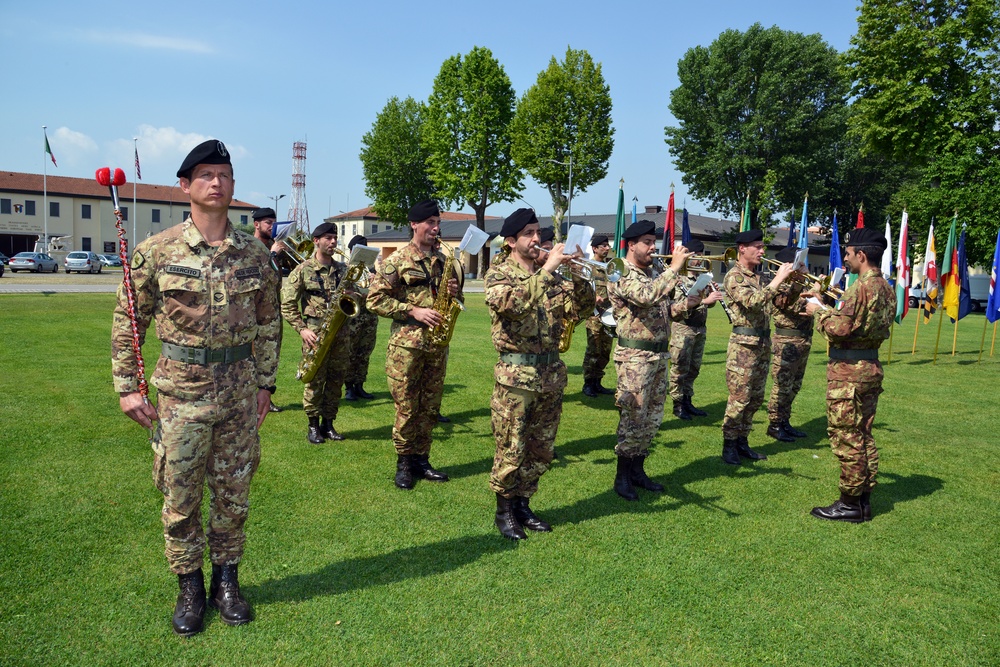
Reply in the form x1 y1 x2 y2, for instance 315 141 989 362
165 265 202 278
131 251 146 269
383 263 397 275
734 274 745 284
235 267 261 280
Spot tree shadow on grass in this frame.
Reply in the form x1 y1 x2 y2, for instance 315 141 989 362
872 471 944 518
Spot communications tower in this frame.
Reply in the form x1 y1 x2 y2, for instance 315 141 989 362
287 141 310 235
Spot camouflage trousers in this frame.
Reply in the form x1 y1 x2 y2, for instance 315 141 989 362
614 350 669 457
385 344 447 456
583 317 614 382
668 323 706 402
827 362 883 496
722 337 770 440
152 392 260 575
489 382 563 498
766 334 812 423
302 323 350 420
345 309 378 386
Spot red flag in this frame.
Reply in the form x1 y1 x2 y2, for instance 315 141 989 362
856 205 864 229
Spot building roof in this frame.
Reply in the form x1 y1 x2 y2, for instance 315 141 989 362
325 206 496 223
0 171 258 210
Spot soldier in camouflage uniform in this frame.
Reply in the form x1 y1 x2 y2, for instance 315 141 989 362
343 235 378 401
721 229 795 465
766 245 814 441
805 227 895 523
366 200 462 490
251 206 288 414
113 140 280 636
281 222 351 444
582 235 616 397
667 239 721 420
610 220 719 500
486 208 595 539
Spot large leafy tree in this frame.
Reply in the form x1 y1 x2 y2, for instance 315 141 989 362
847 0 1000 265
423 46 524 275
665 23 849 226
511 47 614 237
359 96 437 227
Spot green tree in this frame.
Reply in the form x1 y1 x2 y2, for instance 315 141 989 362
511 47 614 238
846 0 1000 265
359 96 437 227
423 46 523 275
665 23 849 225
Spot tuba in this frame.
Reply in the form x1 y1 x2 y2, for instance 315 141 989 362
427 240 465 348
296 248 366 383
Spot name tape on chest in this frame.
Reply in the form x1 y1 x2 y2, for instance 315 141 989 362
165 265 202 278
235 267 261 280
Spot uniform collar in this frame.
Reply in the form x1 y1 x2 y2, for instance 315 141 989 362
182 219 242 251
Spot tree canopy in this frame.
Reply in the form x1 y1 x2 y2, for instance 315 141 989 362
359 96 437 227
511 47 614 236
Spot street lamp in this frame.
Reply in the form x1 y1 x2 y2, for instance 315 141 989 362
546 157 573 239
268 194 286 217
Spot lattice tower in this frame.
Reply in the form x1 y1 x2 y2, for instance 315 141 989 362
287 141 310 235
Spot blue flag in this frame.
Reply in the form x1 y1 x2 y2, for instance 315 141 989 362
631 196 637 224
829 211 842 278
952 227 971 322
797 196 809 249
681 208 692 246
786 207 796 247
987 226 1000 324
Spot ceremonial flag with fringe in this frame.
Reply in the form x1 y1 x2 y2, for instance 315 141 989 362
740 193 751 232
895 211 909 323
922 223 938 323
614 185 626 258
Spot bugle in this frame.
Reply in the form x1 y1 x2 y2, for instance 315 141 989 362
533 245 623 283
760 258 843 300
651 248 737 272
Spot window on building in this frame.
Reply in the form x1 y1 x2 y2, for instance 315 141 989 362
182 210 189 221
121 206 128 221
240 215 248 224
82 237 92 251
50 202 60 217
104 242 116 253
25 200 36 215
81 204 92 219
151 208 160 223
372 225 378 234
352 224 358 235
341 224 345 237
0 199 10 214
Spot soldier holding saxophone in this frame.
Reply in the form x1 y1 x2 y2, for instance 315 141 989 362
280 222 351 444
367 200 463 490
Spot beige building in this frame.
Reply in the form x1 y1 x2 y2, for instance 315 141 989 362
1 171 258 257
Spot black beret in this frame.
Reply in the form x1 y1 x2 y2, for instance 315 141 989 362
538 228 555 244
252 207 276 221
312 222 337 238
623 219 656 240
734 229 763 244
774 246 797 263
408 199 440 222
591 234 610 247
844 226 887 251
687 239 705 253
348 235 367 250
500 208 538 238
176 139 231 179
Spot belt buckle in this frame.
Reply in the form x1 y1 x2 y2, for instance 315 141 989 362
184 347 204 364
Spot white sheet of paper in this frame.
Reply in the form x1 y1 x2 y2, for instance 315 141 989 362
805 296 827 310
689 271 714 295
829 266 844 286
458 225 490 255
793 248 809 271
564 224 594 256
349 245 379 268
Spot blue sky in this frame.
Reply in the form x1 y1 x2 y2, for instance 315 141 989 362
1 0 860 227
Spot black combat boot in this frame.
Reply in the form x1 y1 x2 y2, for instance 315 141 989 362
783 420 808 438
721 439 741 465
614 455 639 500
209 563 252 626
513 496 552 532
766 421 796 442
307 417 324 444
495 494 527 540
411 454 449 482
320 417 344 442
268 401 282 413
630 455 665 492
395 455 414 489
582 381 599 398
355 383 375 399
436 413 451 423
596 382 615 395
736 435 768 460
685 396 708 417
172 569 206 637
672 400 693 421
343 384 358 401
810 493 865 523
860 491 873 522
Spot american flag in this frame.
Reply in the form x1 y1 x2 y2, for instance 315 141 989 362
134 146 142 180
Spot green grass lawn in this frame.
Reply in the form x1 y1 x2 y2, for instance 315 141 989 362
0 293 997 666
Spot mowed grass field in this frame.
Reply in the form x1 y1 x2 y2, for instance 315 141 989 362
0 292 997 666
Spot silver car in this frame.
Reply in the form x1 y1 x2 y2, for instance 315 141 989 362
9 252 59 273
64 251 104 274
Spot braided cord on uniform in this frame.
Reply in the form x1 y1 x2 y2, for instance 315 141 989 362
114 207 148 400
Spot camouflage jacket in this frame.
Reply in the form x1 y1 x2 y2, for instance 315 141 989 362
280 257 347 331
724 262 778 344
667 273 713 329
609 260 680 343
817 268 895 350
485 256 595 392
366 242 464 351
111 220 280 401
771 280 813 334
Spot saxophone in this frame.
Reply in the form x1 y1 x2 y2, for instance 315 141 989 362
296 249 366 383
558 304 578 353
427 240 465 348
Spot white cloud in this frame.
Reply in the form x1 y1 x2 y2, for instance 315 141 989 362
45 127 98 167
106 126 248 183
79 29 213 54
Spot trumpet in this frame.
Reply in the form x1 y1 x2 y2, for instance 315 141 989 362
533 245 624 283
760 258 843 300
651 248 738 273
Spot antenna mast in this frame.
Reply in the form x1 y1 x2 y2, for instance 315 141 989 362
287 141 310 235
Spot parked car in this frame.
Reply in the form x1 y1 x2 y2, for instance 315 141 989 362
64 251 104 274
907 286 927 309
0 261 4 277
98 253 122 268
968 274 990 312
0 252 10 265
9 252 59 273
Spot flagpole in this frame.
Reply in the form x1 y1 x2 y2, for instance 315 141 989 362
951 316 959 356
911 298 921 353
991 322 997 357
978 315 988 362
42 126 48 254
933 304 945 364
887 322 894 364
